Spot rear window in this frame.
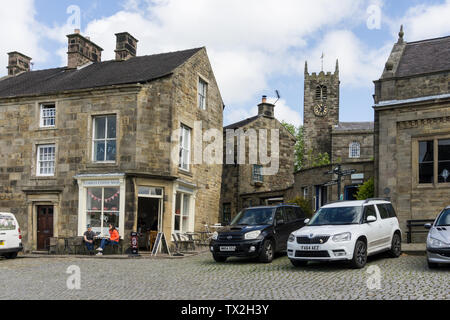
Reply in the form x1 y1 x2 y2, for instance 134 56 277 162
377 204 390 219
384 204 397 218
295 207 305 219
0 215 16 231
284 207 297 222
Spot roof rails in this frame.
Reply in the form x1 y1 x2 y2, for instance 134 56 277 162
363 198 390 204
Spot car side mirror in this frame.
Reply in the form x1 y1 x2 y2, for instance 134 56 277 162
366 216 377 223
304 219 311 224
424 223 432 230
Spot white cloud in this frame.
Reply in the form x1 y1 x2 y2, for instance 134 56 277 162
43 0 368 106
0 0 48 76
400 0 450 41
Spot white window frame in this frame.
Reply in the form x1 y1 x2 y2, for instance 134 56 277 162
198 78 207 110
36 144 56 177
92 115 117 163
253 165 264 183
40 104 56 128
173 192 193 234
179 125 191 171
349 142 361 159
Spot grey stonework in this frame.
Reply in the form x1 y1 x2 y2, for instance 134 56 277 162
374 32 450 241
0 47 223 252
220 102 296 221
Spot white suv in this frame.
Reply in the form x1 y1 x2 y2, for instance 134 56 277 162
0 213 23 259
287 199 402 269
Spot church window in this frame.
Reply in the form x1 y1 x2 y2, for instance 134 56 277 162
315 85 327 101
349 142 361 159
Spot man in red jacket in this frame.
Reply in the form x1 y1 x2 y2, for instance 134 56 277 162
96 224 120 256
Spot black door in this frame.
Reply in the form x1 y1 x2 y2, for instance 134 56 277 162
273 207 289 252
37 206 53 250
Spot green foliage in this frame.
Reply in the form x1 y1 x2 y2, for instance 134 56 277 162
306 149 331 168
281 121 305 171
287 196 314 218
356 178 375 200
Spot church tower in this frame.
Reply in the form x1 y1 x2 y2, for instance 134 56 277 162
303 59 340 166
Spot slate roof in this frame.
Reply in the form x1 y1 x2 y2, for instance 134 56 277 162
396 36 450 78
0 47 203 99
334 122 374 132
224 116 260 130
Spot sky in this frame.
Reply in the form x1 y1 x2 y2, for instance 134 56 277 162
1 0 450 127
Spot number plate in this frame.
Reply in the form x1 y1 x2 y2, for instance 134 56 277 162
220 246 236 252
0 241 5 246
300 245 320 251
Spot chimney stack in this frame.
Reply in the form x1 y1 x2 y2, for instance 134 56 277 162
258 95 275 118
115 32 138 61
67 30 103 69
7 52 32 76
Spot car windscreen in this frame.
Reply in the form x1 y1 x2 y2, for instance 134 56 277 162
0 215 16 231
308 206 363 226
436 209 450 226
231 208 275 226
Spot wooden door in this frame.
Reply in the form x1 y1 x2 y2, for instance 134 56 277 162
37 206 54 250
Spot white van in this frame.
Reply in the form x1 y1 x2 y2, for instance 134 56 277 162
0 213 23 259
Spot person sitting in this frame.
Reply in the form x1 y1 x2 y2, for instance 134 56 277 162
84 225 96 255
96 224 120 256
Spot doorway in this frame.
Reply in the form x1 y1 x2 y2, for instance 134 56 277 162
37 206 54 250
345 186 359 201
137 197 161 251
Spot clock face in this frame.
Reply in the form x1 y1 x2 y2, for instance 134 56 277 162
314 103 329 117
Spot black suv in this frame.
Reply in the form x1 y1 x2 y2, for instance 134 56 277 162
210 204 306 263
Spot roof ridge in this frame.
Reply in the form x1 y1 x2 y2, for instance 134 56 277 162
406 35 450 45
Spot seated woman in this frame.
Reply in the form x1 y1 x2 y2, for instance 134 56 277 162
96 224 120 256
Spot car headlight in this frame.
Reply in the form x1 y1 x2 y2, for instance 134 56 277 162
212 232 218 240
332 232 352 242
288 234 296 242
428 237 448 248
245 230 261 240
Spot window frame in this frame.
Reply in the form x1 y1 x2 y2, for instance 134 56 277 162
349 141 361 159
92 115 117 163
86 186 120 237
415 135 450 187
173 192 192 234
252 165 264 183
40 103 56 128
36 144 56 177
179 124 192 172
198 77 208 110
222 203 231 225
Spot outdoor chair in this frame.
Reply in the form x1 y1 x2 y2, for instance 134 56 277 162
175 233 196 252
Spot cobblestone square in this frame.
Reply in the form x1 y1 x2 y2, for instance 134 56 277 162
0 253 448 300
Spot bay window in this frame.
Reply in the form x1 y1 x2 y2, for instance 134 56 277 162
86 187 120 236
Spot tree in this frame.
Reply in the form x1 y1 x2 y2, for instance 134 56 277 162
356 178 374 200
281 121 305 171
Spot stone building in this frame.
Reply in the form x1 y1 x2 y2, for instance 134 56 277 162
220 97 296 223
374 29 450 241
0 31 224 252
288 62 374 210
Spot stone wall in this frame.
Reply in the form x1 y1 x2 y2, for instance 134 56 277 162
331 130 374 163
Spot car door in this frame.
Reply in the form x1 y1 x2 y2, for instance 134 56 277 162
274 207 289 252
376 204 395 249
362 205 384 254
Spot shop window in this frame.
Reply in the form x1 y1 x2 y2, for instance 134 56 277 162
37 144 56 176
419 140 434 184
40 103 56 128
174 192 191 233
86 187 120 236
93 115 117 162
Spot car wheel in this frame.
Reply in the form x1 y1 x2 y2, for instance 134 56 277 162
259 240 274 263
351 240 367 269
4 252 18 259
212 254 227 263
427 260 439 269
388 233 402 258
290 259 308 267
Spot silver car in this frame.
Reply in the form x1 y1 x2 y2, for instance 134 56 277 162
425 207 450 268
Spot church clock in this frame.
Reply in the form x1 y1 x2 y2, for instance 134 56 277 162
314 102 329 117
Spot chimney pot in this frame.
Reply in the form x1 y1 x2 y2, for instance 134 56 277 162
262 95 267 103
115 32 139 61
74 29 80 34
7 52 32 76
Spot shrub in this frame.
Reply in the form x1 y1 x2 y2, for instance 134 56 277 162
356 178 374 200
287 196 314 218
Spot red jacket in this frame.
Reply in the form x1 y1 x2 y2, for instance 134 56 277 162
110 229 120 242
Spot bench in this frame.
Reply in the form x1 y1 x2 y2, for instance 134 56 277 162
406 219 435 243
